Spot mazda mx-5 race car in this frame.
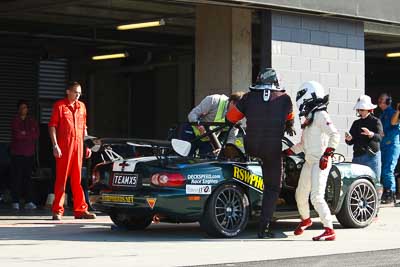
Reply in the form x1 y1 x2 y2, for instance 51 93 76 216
89 123 383 238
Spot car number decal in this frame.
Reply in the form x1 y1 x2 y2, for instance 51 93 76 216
112 173 138 187
101 194 134 204
186 185 212 195
232 165 264 193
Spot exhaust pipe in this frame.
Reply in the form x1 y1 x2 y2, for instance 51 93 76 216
152 214 161 224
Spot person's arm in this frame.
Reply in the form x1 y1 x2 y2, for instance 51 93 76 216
284 97 296 136
318 111 340 150
83 106 91 159
48 103 61 158
290 133 304 154
371 119 384 142
49 126 61 158
391 103 400 125
345 123 355 145
31 118 40 141
188 95 214 122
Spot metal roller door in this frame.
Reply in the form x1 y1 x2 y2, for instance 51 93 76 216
0 53 37 143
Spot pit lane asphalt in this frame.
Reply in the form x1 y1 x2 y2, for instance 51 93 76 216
0 206 400 267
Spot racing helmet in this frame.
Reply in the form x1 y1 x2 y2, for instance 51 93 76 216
249 68 281 91
296 81 329 117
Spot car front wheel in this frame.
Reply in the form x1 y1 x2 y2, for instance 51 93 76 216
200 184 249 238
336 178 378 228
110 212 152 230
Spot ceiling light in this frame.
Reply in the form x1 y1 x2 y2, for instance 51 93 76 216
117 19 165 31
92 52 128 61
386 52 400 58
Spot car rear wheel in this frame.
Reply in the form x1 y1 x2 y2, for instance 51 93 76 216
110 212 152 230
336 179 378 228
200 184 249 238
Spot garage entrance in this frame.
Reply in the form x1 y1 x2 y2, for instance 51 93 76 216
0 1 197 167
365 30 400 109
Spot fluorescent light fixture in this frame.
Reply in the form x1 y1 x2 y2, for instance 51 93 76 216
92 52 128 61
117 19 165 31
386 52 400 58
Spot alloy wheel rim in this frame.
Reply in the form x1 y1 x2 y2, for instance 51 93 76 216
349 183 376 223
215 188 244 231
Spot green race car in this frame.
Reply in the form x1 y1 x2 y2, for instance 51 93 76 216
89 125 383 238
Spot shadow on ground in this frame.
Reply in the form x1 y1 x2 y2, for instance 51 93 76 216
0 208 348 243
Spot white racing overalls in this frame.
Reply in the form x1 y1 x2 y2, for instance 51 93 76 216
291 110 340 228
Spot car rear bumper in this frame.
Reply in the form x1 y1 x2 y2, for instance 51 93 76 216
93 189 207 221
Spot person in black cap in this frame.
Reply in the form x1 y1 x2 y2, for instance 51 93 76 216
226 68 295 238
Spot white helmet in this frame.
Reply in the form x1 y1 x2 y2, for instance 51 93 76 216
296 81 328 117
354 95 377 110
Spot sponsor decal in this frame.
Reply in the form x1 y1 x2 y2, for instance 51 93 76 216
186 174 221 185
186 185 212 195
112 173 138 187
146 198 157 209
232 165 264 192
102 194 134 204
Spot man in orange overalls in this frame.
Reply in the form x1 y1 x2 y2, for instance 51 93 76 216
48 81 96 220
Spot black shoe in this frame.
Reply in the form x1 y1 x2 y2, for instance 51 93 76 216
257 223 278 238
381 190 395 204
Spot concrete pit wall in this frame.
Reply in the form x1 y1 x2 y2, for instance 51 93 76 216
271 11 365 159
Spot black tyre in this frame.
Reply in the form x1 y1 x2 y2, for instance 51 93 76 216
110 213 152 230
336 179 378 228
200 184 249 238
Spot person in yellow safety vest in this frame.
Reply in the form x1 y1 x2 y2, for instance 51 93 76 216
182 92 244 156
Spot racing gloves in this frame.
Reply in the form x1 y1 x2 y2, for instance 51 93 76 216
85 147 92 159
319 147 334 170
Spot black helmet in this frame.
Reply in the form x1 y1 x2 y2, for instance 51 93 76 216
249 68 281 91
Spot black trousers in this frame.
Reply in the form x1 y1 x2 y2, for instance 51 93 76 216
10 155 34 203
245 138 283 226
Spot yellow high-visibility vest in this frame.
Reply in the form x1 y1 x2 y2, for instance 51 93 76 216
192 97 228 141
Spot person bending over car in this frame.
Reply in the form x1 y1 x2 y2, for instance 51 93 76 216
182 91 244 156
226 68 295 238
284 81 340 241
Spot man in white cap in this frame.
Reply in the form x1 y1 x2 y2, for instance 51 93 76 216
345 95 383 183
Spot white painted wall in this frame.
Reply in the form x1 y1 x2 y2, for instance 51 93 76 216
271 11 365 159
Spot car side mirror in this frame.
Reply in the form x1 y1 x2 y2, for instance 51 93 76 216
171 139 191 157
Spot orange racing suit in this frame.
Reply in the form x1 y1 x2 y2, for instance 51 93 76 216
48 98 88 216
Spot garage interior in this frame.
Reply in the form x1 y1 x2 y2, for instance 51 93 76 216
0 0 200 170
365 23 400 112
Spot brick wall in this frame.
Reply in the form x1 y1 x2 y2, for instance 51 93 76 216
271 11 365 159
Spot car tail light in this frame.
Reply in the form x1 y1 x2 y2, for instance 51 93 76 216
151 172 185 187
92 170 100 184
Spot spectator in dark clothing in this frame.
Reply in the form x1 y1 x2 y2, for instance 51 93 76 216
346 95 383 180
10 100 39 210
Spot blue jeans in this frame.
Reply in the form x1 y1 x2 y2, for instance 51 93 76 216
352 151 381 181
381 144 400 192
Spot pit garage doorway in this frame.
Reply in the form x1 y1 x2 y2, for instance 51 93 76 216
0 0 196 157
365 31 400 110
0 0 197 201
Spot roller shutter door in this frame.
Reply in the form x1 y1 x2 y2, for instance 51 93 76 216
0 54 37 143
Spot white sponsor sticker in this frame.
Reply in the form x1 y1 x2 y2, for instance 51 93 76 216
186 185 212 195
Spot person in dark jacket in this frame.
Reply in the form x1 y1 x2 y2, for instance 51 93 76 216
226 68 295 238
10 100 39 210
346 95 383 181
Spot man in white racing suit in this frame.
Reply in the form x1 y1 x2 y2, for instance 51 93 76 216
284 81 340 241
